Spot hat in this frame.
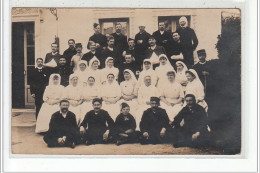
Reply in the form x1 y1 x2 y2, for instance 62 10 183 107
197 49 206 56
92 98 102 104
121 102 130 110
93 23 99 28
75 43 82 48
150 97 160 104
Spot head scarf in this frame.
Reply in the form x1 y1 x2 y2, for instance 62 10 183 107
105 57 114 68
176 61 188 73
143 59 152 71
186 69 204 89
179 16 188 28
89 56 100 68
76 60 88 72
123 69 137 84
48 73 61 86
159 54 171 66
69 73 79 86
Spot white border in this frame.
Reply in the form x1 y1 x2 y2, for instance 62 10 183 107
2 0 258 172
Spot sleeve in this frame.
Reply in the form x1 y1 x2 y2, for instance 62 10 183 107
44 54 48 63
172 109 185 127
114 115 125 134
195 107 208 133
161 109 170 129
139 111 148 132
196 84 205 101
29 70 36 94
161 46 166 54
191 29 198 50
129 115 137 130
105 111 115 130
46 114 59 139
80 112 89 128
116 85 122 97
42 87 49 102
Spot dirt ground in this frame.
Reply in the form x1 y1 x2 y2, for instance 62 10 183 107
11 111 224 155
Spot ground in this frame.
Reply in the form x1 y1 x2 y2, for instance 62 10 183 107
11 110 224 155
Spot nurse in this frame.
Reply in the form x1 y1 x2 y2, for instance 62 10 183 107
35 74 64 133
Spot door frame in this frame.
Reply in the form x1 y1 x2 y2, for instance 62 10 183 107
12 12 40 108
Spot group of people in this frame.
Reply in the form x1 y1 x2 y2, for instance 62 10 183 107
29 16 218 148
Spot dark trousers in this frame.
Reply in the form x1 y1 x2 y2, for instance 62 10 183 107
140 131 170 144
171 127 210 148
183 50 194 69
43 134 78 148
115 131 139 144
34 88 45 119
81 130 113 144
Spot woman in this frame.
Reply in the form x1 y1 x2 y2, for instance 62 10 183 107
35 74 64 133
87 56 102 86
155 54 175 90
80 76 101 118
136 59 158 89
74 60 88 86
114 103 137 145
119 69 138 115
160 71 184 121
63 74 84 125
175 61 188 91
101 57 119 84
185 69 208 111
101 73 121 120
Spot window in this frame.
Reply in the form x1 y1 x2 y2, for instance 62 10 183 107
99 18 129 38
158 16 191 32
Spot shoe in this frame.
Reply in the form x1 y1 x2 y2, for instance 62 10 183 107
70 142 76 149
85 141 92 146
116 140 122 146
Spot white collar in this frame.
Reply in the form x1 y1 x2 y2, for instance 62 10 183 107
199 61 207 65
52 52 58 55
160 31 164 35
37 67 43 70
150 45 156 50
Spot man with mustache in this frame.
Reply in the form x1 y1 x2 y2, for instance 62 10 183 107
63 39 77 67
44 43 61 74
43 100 79 148
79 98 115 145
176 16 198 68
111 23 128 56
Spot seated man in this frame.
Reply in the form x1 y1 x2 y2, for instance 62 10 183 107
144 36 166 69
118 54 141 83
79 98 115 145
43 100 79 148
82 41 101 65
114 102 138 146
171 94 210 148
139 97 171 144
54 56 72 87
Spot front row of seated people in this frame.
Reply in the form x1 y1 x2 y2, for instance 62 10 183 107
43 95 210 148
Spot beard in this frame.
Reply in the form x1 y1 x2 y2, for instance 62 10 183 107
61 108 68 113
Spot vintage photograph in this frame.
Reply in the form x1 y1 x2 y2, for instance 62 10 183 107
11 8 241 155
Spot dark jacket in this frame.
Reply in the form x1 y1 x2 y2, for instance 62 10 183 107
29 67 49 95
115 113 136 134
63 48 77 66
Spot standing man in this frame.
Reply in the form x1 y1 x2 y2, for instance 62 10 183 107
171 94 210 148
82 41 101 64
111 23 128 56
152 22 173 57
63 39 77 67
88 23 107 50
139 97 171 144
176 16 198 68
101 36 121 68
80 98 115 145
145 36 166 69
54 56 72 87
30 58 49 119
44 43 61 74
43 100 79 148
71 43 84 72
168 32 184 66
134 25 151 68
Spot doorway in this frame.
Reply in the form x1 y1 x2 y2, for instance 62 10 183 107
12 22 35 109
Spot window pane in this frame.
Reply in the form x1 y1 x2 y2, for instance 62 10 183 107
27 46 35 65
102 22 114 35
118 22 128 37
27 66 35 84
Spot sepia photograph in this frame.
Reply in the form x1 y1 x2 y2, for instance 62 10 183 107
11 7 241 155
